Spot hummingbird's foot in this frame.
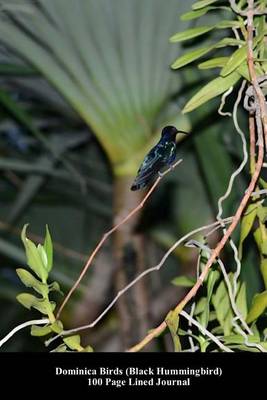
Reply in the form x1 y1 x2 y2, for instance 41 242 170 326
158 171 163 177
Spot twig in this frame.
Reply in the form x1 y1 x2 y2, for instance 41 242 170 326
56 159 183 318
217 80 248 298
218 86 233 117
131 36 267 351
180 310 233 353
45 217 233 347
0 318 49 348
247 0 267 148
216 80 248 223
232 319 267 352
128 0 267 352
229 0 267 16
185 240 254 338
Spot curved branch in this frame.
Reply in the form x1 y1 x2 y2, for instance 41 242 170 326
0 318 49 348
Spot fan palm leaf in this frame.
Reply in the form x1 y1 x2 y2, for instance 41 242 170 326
0 0 190 174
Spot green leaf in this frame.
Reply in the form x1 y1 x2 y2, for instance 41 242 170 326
181 6 220 20
16 268 49 297
16 293 40 310
83 345 94 352
49 281 63 295
212 280 233 334
170 26 214 43
63 335 83 351
198 57 228 69
238 204 258 259
171 275 196 287
220 45 247 77
171 46 213 69
215 38 245 47
21 224 48 283
172 35 243 70
183 72 240 113
44 225 53 272
165 310 181 352
253 226 267 257
216 20 242 29
16 293 55 315
31 324 53 337
194 297 207 315
257 206 267 223
223 334 260 344
236 282 247 320
181 7 212 20
199 269 220 328
50 320 64 334
51 344 67 352
260 258 267 290
253 227 262 250
192 0 219 10
246 291 267 323
37 245 48 270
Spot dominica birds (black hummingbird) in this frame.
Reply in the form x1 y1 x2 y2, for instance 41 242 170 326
130 125 188 191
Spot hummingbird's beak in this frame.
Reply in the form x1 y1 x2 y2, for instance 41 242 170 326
177 130 189 135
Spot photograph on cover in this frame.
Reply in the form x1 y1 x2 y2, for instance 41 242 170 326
0 0 266 363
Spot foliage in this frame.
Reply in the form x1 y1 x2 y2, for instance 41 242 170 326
0 0 266 353
16 224 93 352
165 0 267 352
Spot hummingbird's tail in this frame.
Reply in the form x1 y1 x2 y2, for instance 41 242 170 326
131 174 155 191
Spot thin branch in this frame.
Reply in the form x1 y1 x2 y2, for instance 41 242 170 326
229 0 267 15
128 0 267 352
216 80 248 223
45 217 233 347
247 0 267 148
56 159 183 319
217 80 248 298
180 310 233 353
185 240 254 338
0 318 49 348
218 86 233 117
232 319 267 352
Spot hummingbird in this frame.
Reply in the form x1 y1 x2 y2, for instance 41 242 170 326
130 125 188 191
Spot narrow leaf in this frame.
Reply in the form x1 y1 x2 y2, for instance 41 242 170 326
44 225 53 272
183 72 240 113
246 291 267 324
260 258 267 290
21 225 48 283
220 46 247 77
170 26 214 43
192 0 219 10
238 204 258 259
181 6 214 20
171 46 213 69
198 57 228 69
165 310 181 352
236 282 247 320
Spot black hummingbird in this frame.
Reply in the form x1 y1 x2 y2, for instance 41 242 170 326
131 125 188 191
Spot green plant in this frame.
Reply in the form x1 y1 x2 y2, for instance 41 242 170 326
15 224 93 352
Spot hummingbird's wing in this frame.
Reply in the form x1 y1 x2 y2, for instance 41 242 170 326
131 146 165 191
